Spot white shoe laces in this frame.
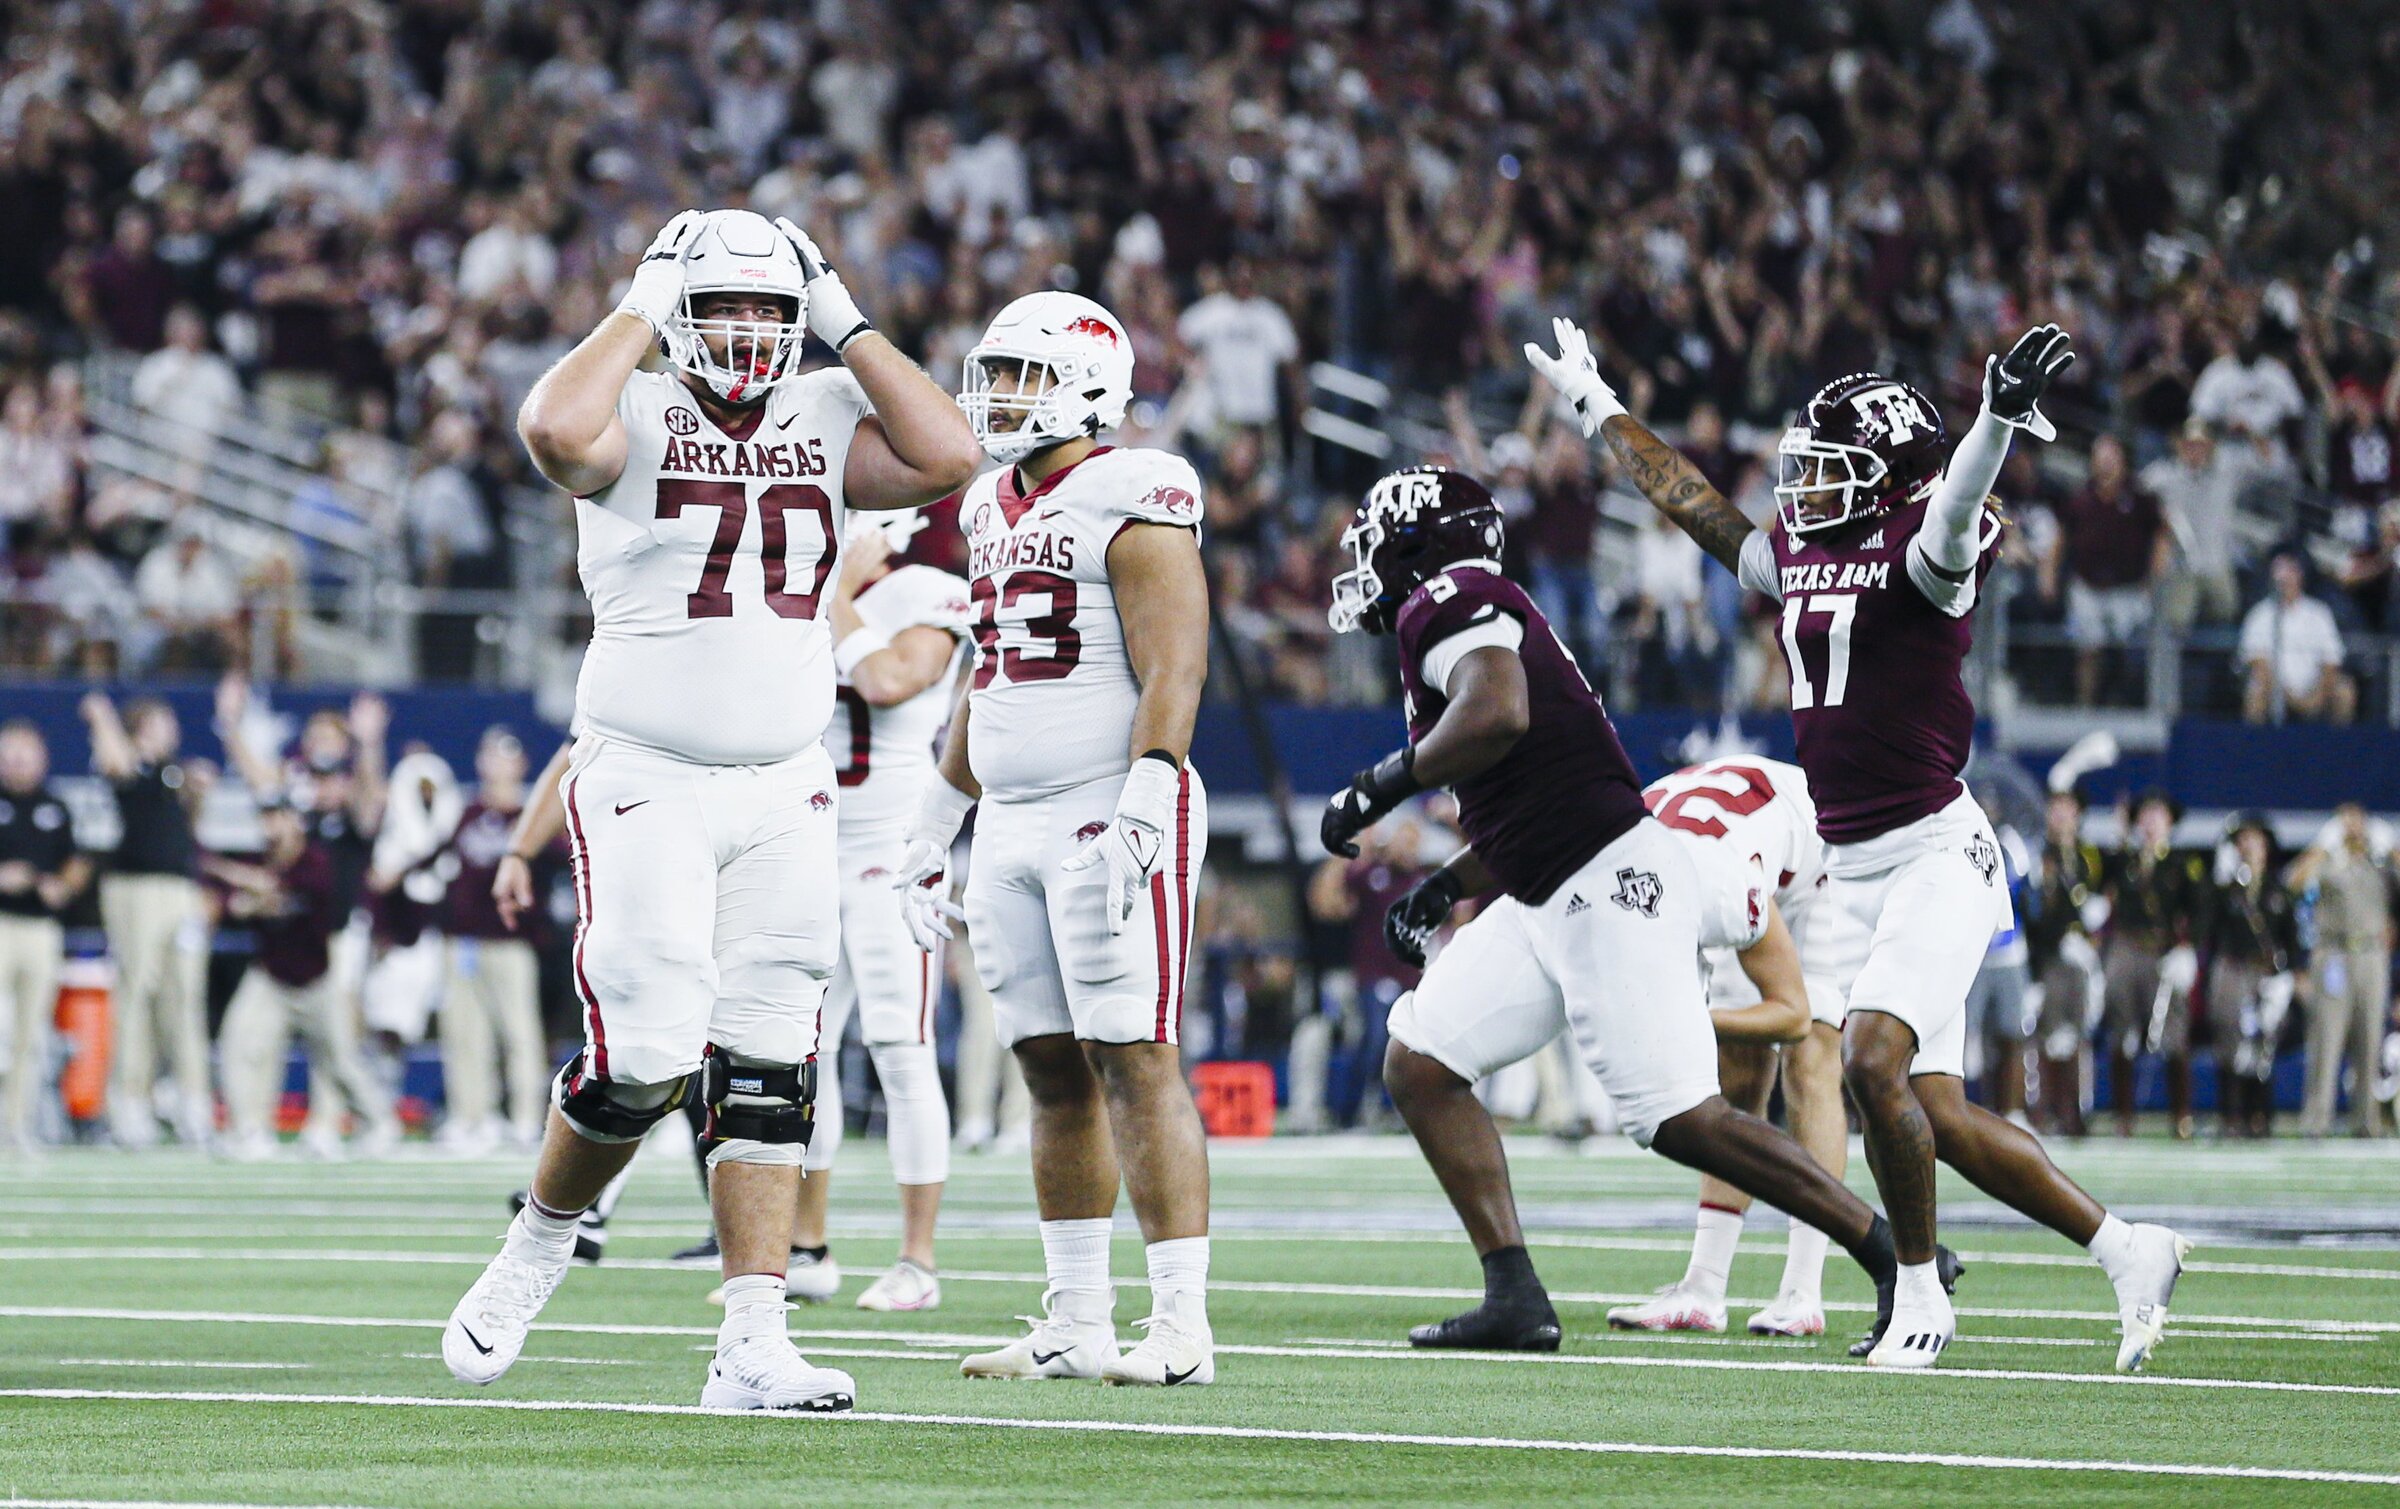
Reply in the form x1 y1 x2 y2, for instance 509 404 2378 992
478 1252 561 1323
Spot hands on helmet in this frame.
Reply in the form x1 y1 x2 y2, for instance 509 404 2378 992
617 210 704 336
774 216 873 354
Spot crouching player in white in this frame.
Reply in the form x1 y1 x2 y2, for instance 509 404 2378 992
895 293 1216 1386
1605 757 1858 1338
441 208 980 1411
785 512 969 1312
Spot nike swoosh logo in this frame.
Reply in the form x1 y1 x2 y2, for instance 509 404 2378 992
614 801 648 816
460 1324 494 1356
1030 1347 1071 1366
773 409 801 431
1162 1363 1199 1385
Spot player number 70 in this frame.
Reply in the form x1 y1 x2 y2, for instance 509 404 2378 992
1780 592 1856 711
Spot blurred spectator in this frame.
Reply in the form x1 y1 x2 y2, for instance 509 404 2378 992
78 206 175 353
455 194 559 306
2142 420 2254 632
2205 812 2297 1140
2285 805 2397 1139
0 719 86 1150
2339 501 2400 632
402 411 501 681
0 383 74 549
1178 260 1299 436
42 529 137 674
1306 816 1433 1129
2059 435 2166 706
2189 326 2304 473
2240 552 2355 725
1626 509 1710 709
1526 421 1602 667
131 304 243 457
2101 791 2207 1138
133 515 241 672
2028 788 2104 1139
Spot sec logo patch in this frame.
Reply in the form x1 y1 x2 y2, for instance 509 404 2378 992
666 407 700 436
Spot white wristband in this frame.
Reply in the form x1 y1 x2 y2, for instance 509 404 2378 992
833 626 891 679
909 775 977 849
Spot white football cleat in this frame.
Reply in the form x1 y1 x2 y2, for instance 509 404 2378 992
959 1289 1118 1380
2112 1224 2193 1373
1101 1313 1214 1387
787 1249 841 1304
857 1259 941 1312
442 1226 571 1385
1606 1282 1727 1333
701 1334 856 1412
1865 1283 1954 1369
1745 1290 1827 1337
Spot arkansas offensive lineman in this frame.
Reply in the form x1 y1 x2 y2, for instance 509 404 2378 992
784 512 970 1312
441 208 979 1411
1322 466 1927 1357
1528 317 2190 1369
893 292 1216 1386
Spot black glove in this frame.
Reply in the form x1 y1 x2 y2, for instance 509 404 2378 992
1384 868 1465 969
1983 323 2075 438
1321 748 1420 858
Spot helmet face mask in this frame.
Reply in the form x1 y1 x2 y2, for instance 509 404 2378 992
662 210 810 404
960 292 1134 466
1327 467 1504 636
1774 430 1891 534
1774 374 1947 537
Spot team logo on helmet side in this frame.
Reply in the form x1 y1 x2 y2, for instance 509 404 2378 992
1328 466 1504 635
1775 372 1947 536
1066 315 1119 345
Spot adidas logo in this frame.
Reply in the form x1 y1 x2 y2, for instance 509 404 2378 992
1564 894 1590 916
1862 528 1886 550
1897 1330 1948 1356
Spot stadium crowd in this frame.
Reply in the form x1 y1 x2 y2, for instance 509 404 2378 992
0 1 2397 716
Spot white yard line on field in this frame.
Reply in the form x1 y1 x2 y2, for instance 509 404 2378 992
1 1306 2390 1399
51 1359 312 1370
2 1387 2396 1487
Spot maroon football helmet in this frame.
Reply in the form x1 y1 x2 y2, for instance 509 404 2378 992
1328 466 1505 634
1775 373 1948 535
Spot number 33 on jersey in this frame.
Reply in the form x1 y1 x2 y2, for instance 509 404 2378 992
573 367 875 766
960 445 1206 800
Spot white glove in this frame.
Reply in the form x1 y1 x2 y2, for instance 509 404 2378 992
1522 316 1627 436
2160 943 2199 996
894 778 974 952
617 210 705 335
1059 756 1180 936
774 216 872 353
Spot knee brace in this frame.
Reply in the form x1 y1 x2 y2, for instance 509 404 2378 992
700 1045 817 1167
553 1053 697 1144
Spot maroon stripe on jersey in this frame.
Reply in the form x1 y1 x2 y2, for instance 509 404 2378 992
1172 769 1192 1040
561 772 607 1079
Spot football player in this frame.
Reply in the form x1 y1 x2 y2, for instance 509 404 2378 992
1603 757 1852 1338
441 207 980 1412
785 510 971 1312
1529 318 2191 1370
895 292 1217 1387
1325 466 1932 1357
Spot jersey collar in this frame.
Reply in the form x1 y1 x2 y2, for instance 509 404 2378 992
998 445 1113 528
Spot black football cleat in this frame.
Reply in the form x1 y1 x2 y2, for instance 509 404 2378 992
1408 1297 1563 1352
507 1189 608 1265
1850 1243 1964 1358
671 1233 722 1267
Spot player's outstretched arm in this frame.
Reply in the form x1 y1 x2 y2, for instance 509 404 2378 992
1715 903 1812 1044
1917 324 2076 582
1524 318 1754 575
519 211 704 496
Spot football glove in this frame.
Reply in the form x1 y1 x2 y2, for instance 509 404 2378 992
1983 323 2075 441
1522 317 1627 437
617 210 704 335
1321 748 1420 859
894 778 974 952
773 216 873 353
1384 868 1464 970
1059 755 1182 936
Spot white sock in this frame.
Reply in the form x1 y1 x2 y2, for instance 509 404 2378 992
1683 1204 1743 1304
1145 1236 1210 1325
1779 1223 1829 1301
718 1273 787 1345
869 1040 952 1186
1040 1217 1114 1305
2087 1212 2134 1280
511 1200 580 1260
1894 1259 1946 1307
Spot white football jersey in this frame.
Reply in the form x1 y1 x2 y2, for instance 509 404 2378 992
1642 756 1826 916
826 563 971 833
573 366 871 765
960 446 1205 799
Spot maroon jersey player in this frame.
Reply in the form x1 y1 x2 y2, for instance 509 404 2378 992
1529 317 2190 1372
1321 464 1927 1356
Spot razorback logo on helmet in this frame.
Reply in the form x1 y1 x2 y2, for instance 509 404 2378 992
809 790 833 813
1140 485 1199 519
1065 314 1119 345
665 407 700 436
1073 819 1109 844
1849 384 1933 445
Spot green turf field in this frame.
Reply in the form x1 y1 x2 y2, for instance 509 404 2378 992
3 1133 2397 1506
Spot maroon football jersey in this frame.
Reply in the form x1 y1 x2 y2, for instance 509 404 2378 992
1395 567 1650 904
1766 494 2001 845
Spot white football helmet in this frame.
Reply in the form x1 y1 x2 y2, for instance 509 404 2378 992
664 209 810 403
960 292 1134 465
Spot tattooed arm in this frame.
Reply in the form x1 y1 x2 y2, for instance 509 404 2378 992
1525 317 1760 579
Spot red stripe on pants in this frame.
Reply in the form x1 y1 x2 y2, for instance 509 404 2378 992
561 772 608 1078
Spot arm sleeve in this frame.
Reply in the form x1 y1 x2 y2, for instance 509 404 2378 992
1422 612 1525 696
1906 409 2013 616
1736 529 1781 599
